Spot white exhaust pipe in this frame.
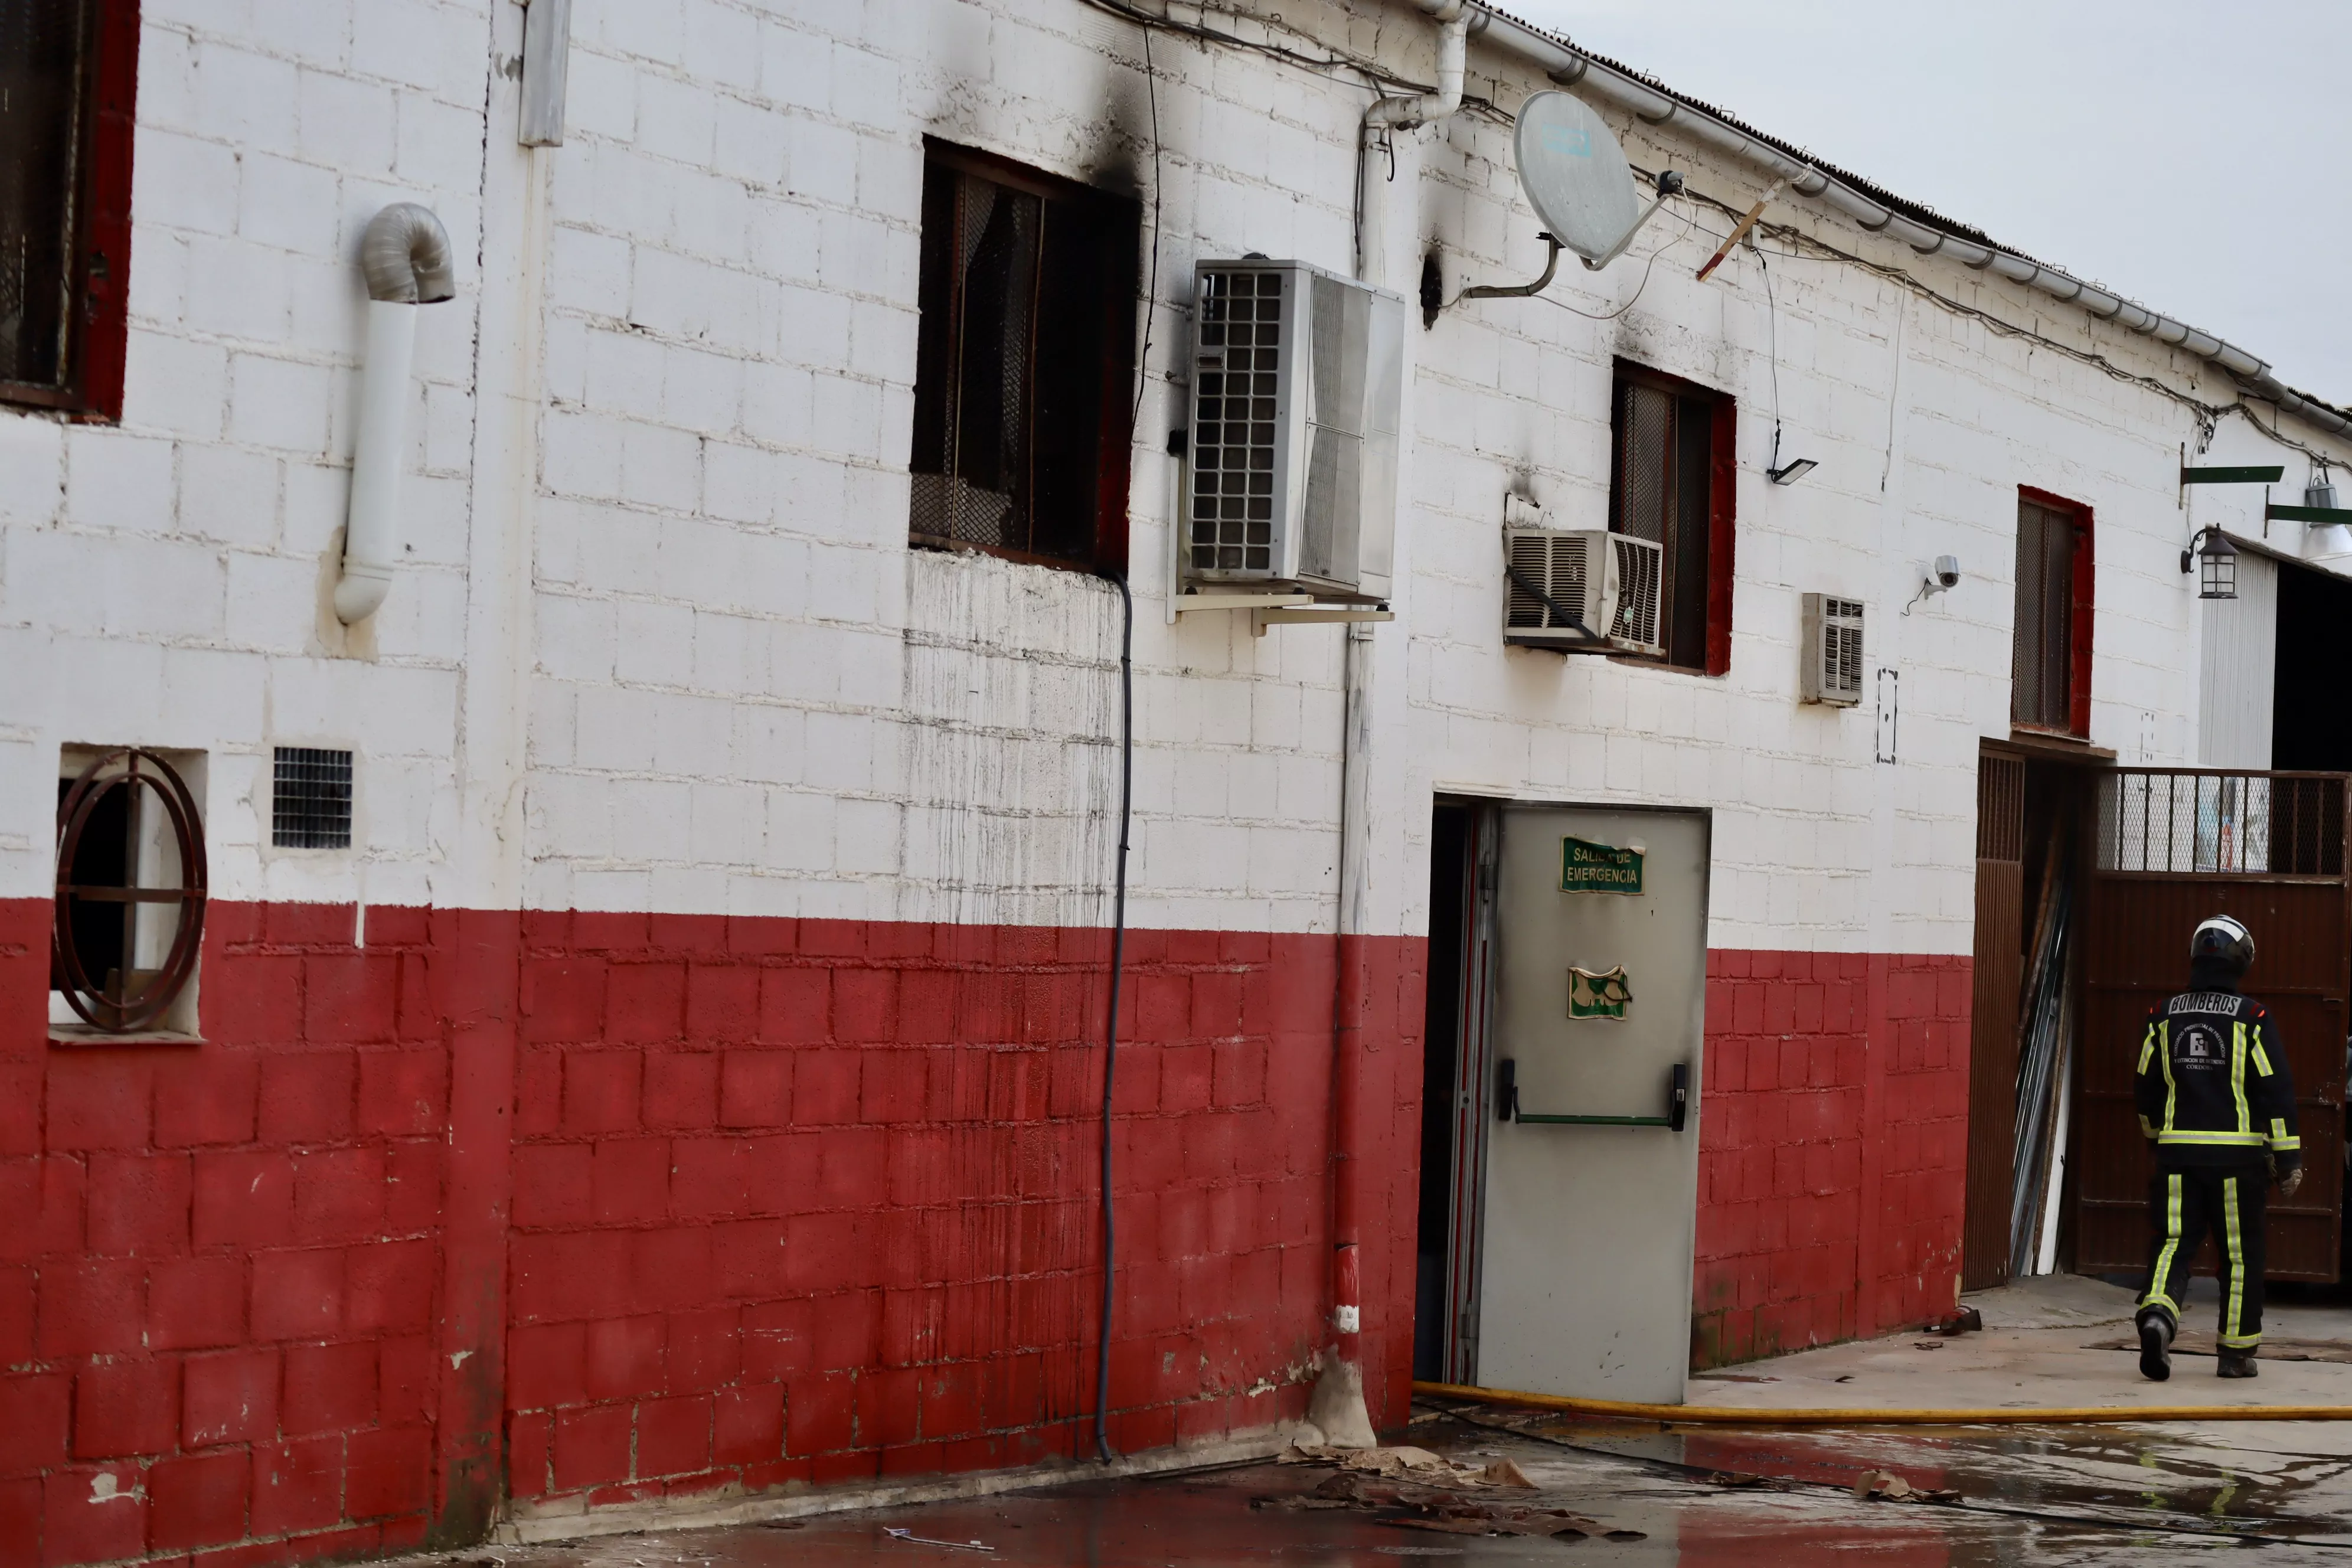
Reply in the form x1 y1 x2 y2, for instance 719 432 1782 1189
1355 0 1468 288
335 203 455 625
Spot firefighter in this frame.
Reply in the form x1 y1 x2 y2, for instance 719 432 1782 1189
2135 914 2301 1381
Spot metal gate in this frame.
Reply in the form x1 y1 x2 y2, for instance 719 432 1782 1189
2074 769 2350 1280
1961 752 2027 1291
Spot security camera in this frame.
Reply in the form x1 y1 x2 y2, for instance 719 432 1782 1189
1903 556 1962 616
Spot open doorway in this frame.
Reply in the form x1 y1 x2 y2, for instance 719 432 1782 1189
2274 562 2352 772
1962 745 2098 1292
2272 560 2352 1281
1413 799 1496 1384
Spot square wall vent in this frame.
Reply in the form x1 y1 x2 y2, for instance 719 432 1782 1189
273 747 353 849
1801 594 1865 706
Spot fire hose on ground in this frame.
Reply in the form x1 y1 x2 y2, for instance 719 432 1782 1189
1415 1378 2352 1425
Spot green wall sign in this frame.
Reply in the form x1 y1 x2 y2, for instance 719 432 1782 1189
1561 836 1644 894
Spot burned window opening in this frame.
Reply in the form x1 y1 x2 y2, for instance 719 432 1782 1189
909 140 1138 572
0 0 135 417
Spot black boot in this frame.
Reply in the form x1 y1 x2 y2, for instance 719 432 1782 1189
2137 1309 2174 1381
2217 1348 2259 1379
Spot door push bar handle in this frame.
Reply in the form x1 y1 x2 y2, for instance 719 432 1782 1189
1497 1060 1689 1132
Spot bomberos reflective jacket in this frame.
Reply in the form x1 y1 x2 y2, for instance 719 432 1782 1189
2134 988 2301 1174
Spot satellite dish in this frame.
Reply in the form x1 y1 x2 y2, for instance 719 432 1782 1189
1513 91 1680 272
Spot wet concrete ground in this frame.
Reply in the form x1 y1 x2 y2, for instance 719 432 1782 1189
480 1277 2352 1565
481 1405 2352 1567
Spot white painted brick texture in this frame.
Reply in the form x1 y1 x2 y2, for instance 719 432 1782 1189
5 0 2350 966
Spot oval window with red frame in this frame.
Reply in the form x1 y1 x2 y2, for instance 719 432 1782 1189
53 749 208 1033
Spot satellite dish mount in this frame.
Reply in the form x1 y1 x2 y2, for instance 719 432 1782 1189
1452 90 1682 309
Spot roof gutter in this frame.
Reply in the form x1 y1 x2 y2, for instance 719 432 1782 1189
1466 5 2352 443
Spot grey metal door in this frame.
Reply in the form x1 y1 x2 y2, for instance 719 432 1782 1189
1476 805 1710 1403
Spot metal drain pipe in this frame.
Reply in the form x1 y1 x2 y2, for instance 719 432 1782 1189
1315 0 1469 1453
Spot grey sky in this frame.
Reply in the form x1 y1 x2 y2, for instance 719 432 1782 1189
1509 1 2350 403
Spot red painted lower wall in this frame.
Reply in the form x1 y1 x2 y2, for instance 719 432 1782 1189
0 900 1426 1566
1690 950 1973 1368
4 893 1969 1566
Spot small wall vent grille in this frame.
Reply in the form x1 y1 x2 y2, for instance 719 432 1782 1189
273 747 353 848
1801 594 1866 706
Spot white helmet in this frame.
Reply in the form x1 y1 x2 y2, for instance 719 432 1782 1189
2191 914 2254 974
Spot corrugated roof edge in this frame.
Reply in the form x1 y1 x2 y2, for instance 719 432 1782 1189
1466 4 2352 442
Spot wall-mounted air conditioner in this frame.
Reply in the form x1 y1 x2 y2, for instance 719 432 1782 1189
1801 593 1865 705
1181 259 1405 600
1502 524 1665 656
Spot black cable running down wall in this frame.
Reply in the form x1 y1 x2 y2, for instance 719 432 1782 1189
1094 569 1134 1464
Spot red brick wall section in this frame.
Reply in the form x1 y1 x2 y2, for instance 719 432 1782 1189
499 916 1423 1516
1 898 475 1568
0 898 1426 1564
1691 950 1972 1369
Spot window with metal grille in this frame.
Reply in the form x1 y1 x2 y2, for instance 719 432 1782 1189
0 0 136 418
908 140 1138 571
273 747 353 849
1606 363 1734 672
2012 492 2092 734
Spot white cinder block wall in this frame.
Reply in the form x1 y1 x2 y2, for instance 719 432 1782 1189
4 0 2349 961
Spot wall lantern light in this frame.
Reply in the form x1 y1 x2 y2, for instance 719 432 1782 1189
2182 527 2237 600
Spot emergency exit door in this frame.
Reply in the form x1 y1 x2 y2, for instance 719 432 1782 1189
1477 805 1709 1403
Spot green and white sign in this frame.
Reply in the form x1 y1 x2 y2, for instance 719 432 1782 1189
1560 836 1643 894
1569 965 1632 1020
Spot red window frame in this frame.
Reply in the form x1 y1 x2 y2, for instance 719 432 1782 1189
0 0 138 422
2016 485 2095 737
1606 360 1737 676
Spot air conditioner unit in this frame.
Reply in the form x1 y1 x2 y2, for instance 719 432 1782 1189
1181 259 1405 599
1801 593 1865 705
1502 526 1665 655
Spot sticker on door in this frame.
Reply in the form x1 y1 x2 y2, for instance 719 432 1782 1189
1569 965 1631 1019
1561 836 1645 894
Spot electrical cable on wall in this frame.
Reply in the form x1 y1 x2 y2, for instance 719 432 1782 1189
1516 200 1693 322
1131 27 1161 433
1093 568 1135 1464
1083 0 2349 476
1090 15 1162 1469
1752 234 1792 476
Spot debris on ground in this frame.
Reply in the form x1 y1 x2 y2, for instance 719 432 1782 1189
1481 1457 1536 1488
1852 1470 1961 1505
883 1525 995 1551
1259 1443 1642 1540
1279 1443 1511 1487
1923 1306 1985 1336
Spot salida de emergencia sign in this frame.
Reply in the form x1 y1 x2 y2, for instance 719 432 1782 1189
1560 836 1644 895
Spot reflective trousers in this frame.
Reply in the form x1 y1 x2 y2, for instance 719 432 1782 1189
2139 1163 2268 1348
